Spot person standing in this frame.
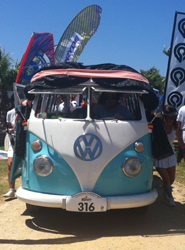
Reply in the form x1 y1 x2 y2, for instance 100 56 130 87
58 95 77 113
176 105 185 161
92 92 134 120
14 86 34 159
3 95 16 198
153 105 178 207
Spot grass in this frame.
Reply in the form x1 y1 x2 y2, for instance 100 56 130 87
176 160 185 183
0 160 9 196
0 145 8 199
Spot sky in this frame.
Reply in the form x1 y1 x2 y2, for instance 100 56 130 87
0 0 185 77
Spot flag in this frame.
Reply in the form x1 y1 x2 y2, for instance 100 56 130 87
55 5 102 63
164 12 185 109
16 33 55 84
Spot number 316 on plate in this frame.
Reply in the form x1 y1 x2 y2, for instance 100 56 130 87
66 192 107 212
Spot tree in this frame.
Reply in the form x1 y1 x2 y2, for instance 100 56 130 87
140 67 165 94
5 63 19 90
0 46 18 91
163 46 170 57
0 47 19 130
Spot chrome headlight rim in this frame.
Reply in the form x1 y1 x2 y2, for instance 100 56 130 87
134 141 145 153
33 155 54 177
122 157 142 177
31 140 42 151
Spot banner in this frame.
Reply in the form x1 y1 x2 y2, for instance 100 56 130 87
16 33 55 84
55 5 102 63
163 12 185 110
61 32 82 62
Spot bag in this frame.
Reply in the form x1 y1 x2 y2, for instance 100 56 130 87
152 117 174 160
14 104 31 159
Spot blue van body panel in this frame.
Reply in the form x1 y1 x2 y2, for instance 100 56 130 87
23 132 82 195
93 134 153 196
23 132 152 197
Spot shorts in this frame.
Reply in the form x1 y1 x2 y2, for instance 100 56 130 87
8 134 14 158
154 153 177 168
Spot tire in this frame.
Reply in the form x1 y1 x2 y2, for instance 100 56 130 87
26 203 41 213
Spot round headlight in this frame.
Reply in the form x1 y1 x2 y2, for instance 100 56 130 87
32 140 42 151
33 155 54 176
122 157 142 177
134 141 145 152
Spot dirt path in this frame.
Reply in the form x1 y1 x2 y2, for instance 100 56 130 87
0 173 185 250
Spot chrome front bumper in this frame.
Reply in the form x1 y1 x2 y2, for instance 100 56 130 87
16 187 158 211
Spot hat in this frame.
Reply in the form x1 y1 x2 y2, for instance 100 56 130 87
162 105 178 117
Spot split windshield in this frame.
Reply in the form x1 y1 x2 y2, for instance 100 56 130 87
35 87 141 120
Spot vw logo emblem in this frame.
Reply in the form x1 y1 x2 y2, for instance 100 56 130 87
74 133 102 161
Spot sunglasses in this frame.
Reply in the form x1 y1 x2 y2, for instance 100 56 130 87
105 96 116 100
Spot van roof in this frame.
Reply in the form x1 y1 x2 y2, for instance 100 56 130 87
29 62 159 110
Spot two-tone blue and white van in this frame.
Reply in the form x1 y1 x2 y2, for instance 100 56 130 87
11 63 158 213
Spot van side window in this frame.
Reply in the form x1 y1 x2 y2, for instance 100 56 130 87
121 94 141 120
35 94 80 119
91 92 141 120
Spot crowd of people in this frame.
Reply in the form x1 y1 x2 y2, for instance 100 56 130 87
51 92 134 120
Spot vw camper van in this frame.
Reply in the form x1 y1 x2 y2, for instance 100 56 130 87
11 63 158 213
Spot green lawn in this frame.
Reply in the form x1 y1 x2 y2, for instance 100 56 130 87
176 160 185 183
0 159 9 196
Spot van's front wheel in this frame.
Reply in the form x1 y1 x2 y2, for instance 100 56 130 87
26 203 41 213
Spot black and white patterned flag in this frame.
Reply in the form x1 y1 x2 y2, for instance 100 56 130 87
164 11 185 110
